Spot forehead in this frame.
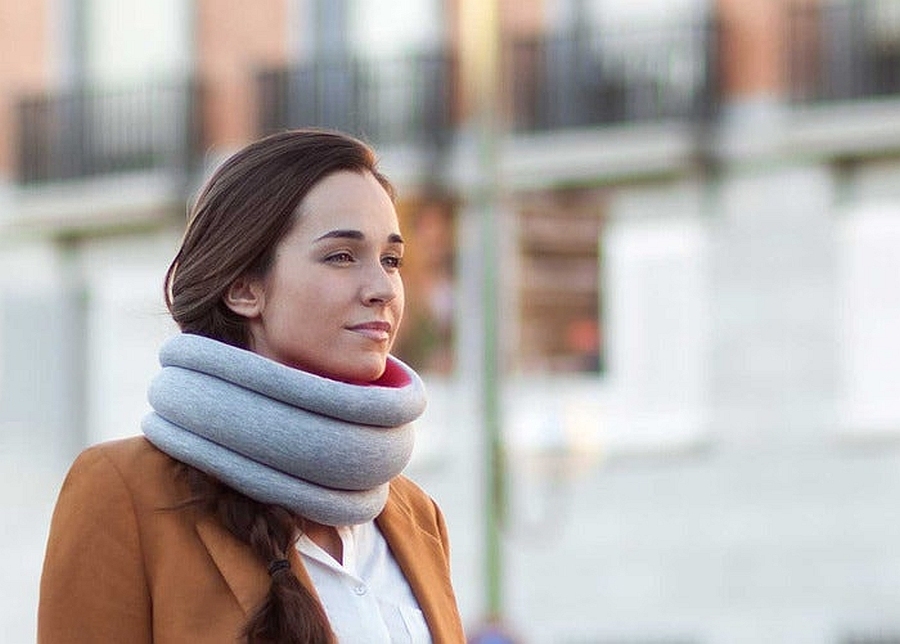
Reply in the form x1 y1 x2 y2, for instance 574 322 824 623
295 170 398 233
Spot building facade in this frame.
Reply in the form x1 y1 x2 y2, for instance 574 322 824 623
3 0 900 642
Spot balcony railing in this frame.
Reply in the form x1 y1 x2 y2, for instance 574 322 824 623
257 51 455 149
16 80 200 185
506 20 717 132
787 0 900 103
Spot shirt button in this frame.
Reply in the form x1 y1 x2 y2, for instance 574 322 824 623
354 584 367 596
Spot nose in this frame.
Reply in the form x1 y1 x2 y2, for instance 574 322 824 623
361 261 401 306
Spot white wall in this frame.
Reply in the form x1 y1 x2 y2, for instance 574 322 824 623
83 0 192 83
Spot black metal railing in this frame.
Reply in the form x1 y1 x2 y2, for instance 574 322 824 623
787 0 900 102
506 20 717 132
16 79 200 184
257 50 455 148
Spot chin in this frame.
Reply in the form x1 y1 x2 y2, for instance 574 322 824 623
331 357 388 384
354 363 388 384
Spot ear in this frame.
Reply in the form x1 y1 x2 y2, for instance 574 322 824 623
224 275 264 319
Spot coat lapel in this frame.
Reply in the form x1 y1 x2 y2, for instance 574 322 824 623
195 515 319 617
376 487 461 643
195 515 271 615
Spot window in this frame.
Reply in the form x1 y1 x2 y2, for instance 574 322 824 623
514 188 605 374
836 202 900 437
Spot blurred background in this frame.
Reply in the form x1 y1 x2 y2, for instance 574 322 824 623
2 0 900 642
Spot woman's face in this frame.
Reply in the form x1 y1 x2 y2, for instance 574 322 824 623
228 170 405 383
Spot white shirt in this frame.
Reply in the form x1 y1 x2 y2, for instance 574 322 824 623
296 521 433 643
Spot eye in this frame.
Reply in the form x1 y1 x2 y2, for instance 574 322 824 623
382 254 404 270
325 251 355 264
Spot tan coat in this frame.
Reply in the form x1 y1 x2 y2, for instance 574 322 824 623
38 437 465 643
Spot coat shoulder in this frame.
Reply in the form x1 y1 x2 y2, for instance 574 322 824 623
388 475 440 519
81 434 174 469
71 436 190 508
384 475 452 548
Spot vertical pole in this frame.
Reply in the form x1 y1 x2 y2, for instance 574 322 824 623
481 122 504 622
459 0 505 623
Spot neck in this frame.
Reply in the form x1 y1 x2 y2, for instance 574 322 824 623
302 520 344 564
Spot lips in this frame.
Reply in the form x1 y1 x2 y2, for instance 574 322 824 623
347 321 392 342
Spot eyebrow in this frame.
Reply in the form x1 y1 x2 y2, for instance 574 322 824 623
314 229 404 244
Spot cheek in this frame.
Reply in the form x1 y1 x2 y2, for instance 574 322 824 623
394 278 405 317
265 275 323 325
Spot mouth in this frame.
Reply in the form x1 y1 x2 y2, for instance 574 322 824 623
347 321 392 342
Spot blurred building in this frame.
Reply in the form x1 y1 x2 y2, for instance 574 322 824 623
2 0 900 642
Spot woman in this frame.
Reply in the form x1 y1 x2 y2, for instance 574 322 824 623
38 129 466 643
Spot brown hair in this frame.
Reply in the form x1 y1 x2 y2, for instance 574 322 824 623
166 129 395 644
